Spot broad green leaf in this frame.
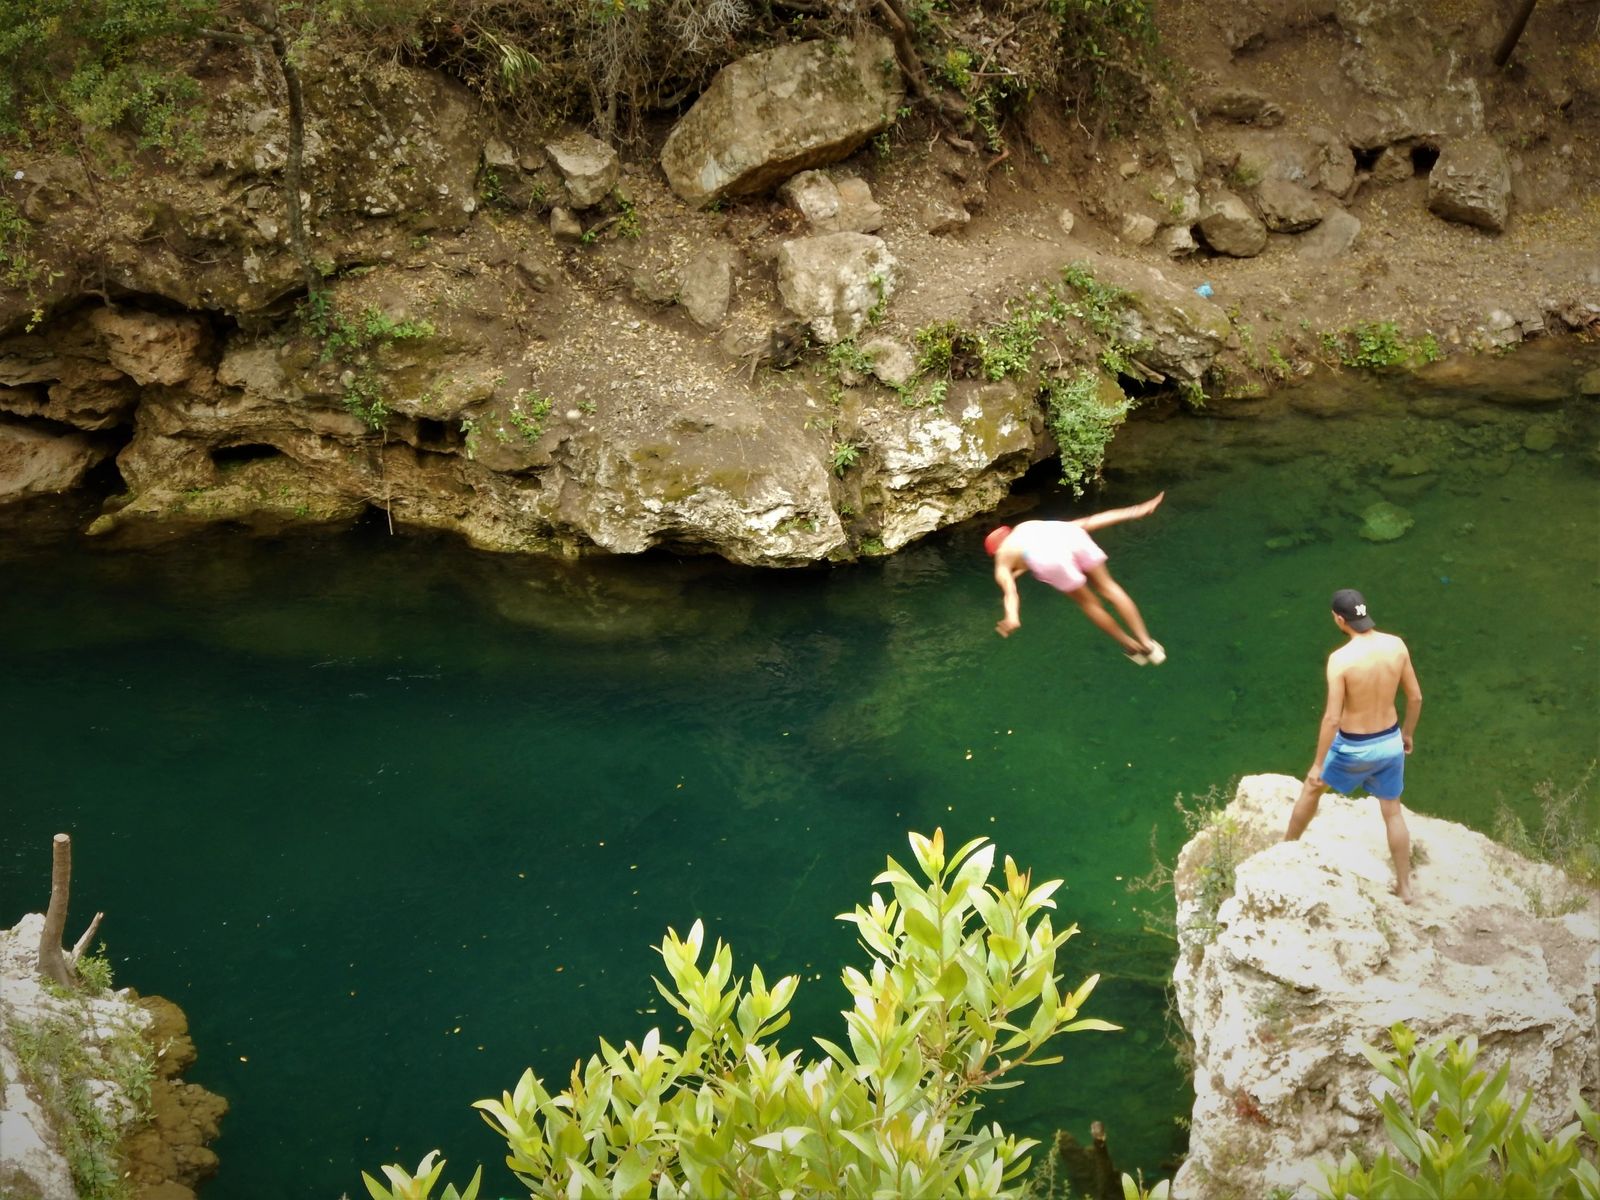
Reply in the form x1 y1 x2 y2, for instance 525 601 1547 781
749 1126 811 1153
905 905 942 952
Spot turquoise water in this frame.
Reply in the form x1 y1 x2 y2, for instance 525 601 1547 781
2 346 1597 1197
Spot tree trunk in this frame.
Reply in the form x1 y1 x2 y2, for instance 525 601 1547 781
265 24 318 292
222 2 318 292
1493 0 1539 67
38 833 76 987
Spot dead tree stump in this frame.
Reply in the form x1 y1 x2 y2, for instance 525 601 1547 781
37 832 104 987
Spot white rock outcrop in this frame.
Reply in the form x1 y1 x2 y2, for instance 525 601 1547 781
543 133 620 210
1 916 153 1199
1171 774 1600 1200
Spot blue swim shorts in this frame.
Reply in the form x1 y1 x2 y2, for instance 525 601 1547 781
1320 724 1405 800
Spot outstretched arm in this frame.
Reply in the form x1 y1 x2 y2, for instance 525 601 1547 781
1073 491 1165 533
994 562 1022 637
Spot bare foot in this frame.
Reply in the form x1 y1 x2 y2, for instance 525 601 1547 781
1394 883 1415 905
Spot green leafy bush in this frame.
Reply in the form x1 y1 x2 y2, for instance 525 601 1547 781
1042 369 1131 495
0 0 215 151
1322 321 1442 370
368 829 1119 1199
1317 1023 1600 1199
364 1150 480 1200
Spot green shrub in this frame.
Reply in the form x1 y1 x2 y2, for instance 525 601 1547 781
367 829 1119 1199
1316 1023 1600 1199
75 945 115 995
1041 370 1131 495
0 0 215 152
1323 321 1442 370
1492 763 1600 915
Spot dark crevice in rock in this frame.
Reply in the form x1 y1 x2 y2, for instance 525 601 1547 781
1410 143 1440 174
1117 374 1170 401
1352 145 1382 171
210 442 282 468
0 409 108 440
82 453 129 496
411 416 465 453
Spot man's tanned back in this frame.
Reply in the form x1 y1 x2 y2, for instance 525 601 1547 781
1330 632 1413 734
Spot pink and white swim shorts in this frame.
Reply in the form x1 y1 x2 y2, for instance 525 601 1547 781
1012 521 1108 593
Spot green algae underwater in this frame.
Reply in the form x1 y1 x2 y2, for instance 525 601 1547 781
2 341 1597 1197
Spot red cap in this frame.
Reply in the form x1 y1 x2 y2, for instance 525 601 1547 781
984 526 1012 556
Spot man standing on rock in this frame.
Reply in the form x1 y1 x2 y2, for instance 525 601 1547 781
1285 588 1423 902
985 492 1166 664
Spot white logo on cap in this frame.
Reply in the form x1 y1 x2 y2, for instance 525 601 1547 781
1355 604 1367 616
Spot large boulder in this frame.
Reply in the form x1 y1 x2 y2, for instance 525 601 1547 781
679 245 739 329
534 395 846 566
776 233 896 345
659 36 904 206
1196 191 1268 257
1254 178 1323 233
1222 127 1356 200
1297 208 1361 260
0 416 108 502
1171 775 1599 1200
1427 137 1512 232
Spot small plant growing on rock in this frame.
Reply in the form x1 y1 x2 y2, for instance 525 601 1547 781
1316 1023 1600 1200
1323 321 1441 370
829 440 861 475
505 391 554 442
825 339 875 380
1492 763 1600 916
298 297 434 433
866 272 890 325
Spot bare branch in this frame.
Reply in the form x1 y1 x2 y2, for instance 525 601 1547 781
71 912 106 963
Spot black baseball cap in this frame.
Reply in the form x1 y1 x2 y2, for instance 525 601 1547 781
1331 588 1375 631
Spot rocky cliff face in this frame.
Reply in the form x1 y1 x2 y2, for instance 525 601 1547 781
1 0 1596 563
0 915 227 1200
1170 775 1599 1200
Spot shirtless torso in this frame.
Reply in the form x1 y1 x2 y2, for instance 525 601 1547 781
1328 631 1419 741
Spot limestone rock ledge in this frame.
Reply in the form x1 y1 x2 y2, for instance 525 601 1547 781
0 915 227 1200
1171 774 1600 1200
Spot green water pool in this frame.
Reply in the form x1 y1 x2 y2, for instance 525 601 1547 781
2 346 1596 1196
